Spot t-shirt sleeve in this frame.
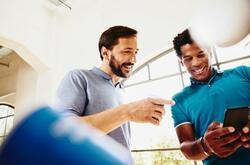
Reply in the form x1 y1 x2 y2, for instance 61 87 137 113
171 95 191 128
237 65 250 82
54 70 88 116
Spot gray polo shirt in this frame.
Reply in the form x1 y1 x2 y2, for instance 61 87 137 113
55 67 131 149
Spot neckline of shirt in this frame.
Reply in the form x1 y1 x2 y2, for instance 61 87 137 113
91 67 122 88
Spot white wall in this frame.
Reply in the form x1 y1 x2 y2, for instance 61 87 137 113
14 60 39 122
0 0 56 68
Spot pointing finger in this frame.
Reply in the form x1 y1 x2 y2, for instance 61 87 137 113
148 97 175 106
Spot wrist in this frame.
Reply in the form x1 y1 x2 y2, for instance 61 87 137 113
121 102 135 121
115 103 131 122
199 137 213 157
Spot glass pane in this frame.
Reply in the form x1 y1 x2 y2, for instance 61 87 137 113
0 105 14 141
182 72 190 87
6 116 14 134
0 106 8 117
124 76 183 149
220 58 250 71
124 66 149 86
0 119 6 136
215 34 250 62
124 75 183 104
149 51 179 79
211 52 217 65
130 111 180 149
132 150 197 165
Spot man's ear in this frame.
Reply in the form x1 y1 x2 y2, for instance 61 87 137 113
179 58 184 66
101 46 110 60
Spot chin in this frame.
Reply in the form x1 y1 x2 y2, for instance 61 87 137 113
123 74 130 78
198 75 210 81
123 71 132 77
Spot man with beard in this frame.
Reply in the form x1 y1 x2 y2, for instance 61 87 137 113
171 29 250 165
55 26 175 163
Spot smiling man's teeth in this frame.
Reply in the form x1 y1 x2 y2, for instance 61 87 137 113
124 65 133 69
194 67 204 74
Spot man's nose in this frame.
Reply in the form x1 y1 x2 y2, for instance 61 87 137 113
192 57 201 66
130 55 136 64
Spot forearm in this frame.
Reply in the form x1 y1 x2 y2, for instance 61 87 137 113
180 138 211 160
79 104 130 133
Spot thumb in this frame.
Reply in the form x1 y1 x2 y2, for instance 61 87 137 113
148 97 175 106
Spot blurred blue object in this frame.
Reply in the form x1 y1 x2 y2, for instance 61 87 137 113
0 106 132 165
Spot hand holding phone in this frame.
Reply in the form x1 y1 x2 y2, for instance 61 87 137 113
223 106 249 131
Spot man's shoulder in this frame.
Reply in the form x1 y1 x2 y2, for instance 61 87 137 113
222 65 250 77
60 69 94 87
66 68 93 80
67 68 90 76
172 85 192 101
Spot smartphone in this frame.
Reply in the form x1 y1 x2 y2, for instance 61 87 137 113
223 106 249 131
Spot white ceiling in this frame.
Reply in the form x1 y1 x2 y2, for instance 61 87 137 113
55 0 201 62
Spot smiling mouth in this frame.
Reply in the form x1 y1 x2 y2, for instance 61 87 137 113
122 64 134 71
192 66 206 74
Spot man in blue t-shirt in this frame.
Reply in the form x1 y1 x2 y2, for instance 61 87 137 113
171 29 250 165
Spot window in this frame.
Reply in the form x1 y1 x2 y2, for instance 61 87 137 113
0 104 14 145
149 51 179 79
124 66 149 86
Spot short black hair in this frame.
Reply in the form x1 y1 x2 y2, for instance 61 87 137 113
173 29 194 58
98 25 138 60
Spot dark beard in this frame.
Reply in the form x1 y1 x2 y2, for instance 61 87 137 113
109 55 127 78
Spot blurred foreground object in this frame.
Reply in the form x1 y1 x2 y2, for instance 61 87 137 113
0 107 132 165
190 0 250 47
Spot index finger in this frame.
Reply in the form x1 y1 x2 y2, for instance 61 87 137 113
242 115 250 133
148 97 175 106
212 126 236 138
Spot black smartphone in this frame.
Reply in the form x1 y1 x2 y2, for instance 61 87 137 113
223 106 249 131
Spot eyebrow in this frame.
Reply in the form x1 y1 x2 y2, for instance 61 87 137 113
182 55 191 58
123 48 139 52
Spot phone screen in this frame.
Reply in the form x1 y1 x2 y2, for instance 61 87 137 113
223 106 249 131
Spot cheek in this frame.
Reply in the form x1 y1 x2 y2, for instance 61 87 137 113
183 62 192 69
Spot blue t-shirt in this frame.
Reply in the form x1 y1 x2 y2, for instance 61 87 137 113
55 67 131 151
171 65 250 165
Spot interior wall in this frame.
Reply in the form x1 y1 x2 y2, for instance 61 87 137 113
0 50 55 123
0 0 56 68
0 74 17 97
0 52 21 99
14 60 38 123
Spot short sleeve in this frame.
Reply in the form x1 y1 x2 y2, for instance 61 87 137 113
171 95 191 128
54 70 88 116
236 65 250 82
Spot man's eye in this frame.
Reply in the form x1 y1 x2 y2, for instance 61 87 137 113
198 54 205 58
122 51 132 55
183 57 192 61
